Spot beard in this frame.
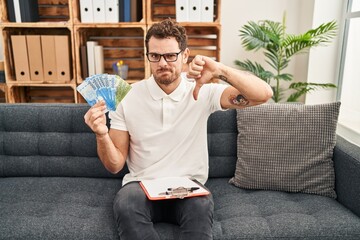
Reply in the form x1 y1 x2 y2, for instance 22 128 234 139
153 67 181 86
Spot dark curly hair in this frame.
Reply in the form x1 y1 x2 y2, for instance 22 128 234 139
145 19 187 53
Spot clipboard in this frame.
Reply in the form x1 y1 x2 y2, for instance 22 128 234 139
140 177 210 200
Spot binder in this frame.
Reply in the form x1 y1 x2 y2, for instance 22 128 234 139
201 0 214 22
94 45 104 74
55 35 71 82
136 0 142 21
19 0 39 22
119 0 125 22
188 0 201 22
93 0 106 23
11 35 30 81
140 177 209 201
87 41 98 76
105 0 119 23
130 0 138 22
41 35 57 82
175 0 189 22
123 0 131 22
6 0 16 22
26 35 44 81
80 45 89 78
80 0 94 23
13 0 21 23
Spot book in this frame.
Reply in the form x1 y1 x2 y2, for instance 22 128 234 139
86 41 98 76
80 45 89 78
140 177 210 200
94 45 104 74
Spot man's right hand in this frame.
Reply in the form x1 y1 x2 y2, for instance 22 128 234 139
84 101 108 137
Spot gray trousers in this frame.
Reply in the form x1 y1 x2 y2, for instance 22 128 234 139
113 181 214 240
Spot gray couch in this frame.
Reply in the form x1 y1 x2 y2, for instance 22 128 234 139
1 103 360 240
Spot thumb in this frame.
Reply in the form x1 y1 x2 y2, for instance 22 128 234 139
193 82 203 101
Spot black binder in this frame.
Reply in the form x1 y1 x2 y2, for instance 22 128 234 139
6 0 16 22
19 0 39 22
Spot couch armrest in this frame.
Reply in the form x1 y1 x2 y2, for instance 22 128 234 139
333 135 360 217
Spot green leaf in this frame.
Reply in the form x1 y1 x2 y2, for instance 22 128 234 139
289 82 337 89
285 21 337 58
287 88 313 102
277 73 293 81
287 82 336 102
307 20 338 43
239 21 270 51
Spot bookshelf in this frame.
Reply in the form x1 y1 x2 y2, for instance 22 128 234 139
0 0 221 103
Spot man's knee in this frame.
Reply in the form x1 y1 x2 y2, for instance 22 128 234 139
113 182 149 222
187 195 213 214
179 195 214 222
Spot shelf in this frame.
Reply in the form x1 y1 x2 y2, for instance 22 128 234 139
6 82 78 103
1 27 75 84
0 0 221 103
0 83 6 102
0 22 71 29
0 0 72 24
74 25 149 83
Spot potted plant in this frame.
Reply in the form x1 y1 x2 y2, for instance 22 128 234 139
235 14 337 102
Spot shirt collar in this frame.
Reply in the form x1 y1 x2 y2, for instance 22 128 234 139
147 75 187 102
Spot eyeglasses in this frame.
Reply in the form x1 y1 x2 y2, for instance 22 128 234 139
146 51 182 62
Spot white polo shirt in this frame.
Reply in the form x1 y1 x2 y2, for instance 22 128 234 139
109 75 227 186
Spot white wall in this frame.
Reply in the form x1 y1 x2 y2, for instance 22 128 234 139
305 0 345 104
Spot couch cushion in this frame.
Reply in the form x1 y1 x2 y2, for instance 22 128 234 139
1 177 360 240
230 102 340 198
208 178 360 239
0 177 122 240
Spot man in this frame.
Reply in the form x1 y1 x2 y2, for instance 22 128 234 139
84 19 273 240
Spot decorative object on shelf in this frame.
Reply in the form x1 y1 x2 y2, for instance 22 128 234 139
235 13 337 102
77 73 131 111
112 60 128 80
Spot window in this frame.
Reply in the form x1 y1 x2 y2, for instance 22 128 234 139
337 0 360 145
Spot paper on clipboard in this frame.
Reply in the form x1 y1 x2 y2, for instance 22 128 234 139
140 177 209 200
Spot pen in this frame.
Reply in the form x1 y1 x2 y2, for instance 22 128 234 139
167 187 200 192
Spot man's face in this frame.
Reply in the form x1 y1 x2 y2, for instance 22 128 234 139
147 37 188 86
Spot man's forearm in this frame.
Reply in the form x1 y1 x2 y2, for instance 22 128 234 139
217 63 273 104
96 133 126 174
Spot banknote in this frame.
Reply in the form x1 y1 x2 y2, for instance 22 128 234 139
76 74 131 111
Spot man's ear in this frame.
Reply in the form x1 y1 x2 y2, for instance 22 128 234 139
182 48 190 63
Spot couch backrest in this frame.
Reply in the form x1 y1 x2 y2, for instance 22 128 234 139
0 103 124 178
0 104 237 178
207 109 238 178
